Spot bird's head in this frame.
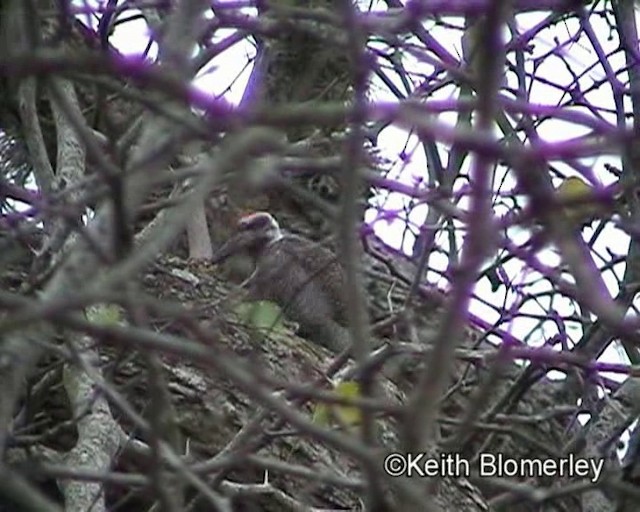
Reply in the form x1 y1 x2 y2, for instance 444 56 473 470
212 211 283 264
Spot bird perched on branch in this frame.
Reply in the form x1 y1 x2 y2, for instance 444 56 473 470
552 176 614 227
520 175 619 254
212 212 350 353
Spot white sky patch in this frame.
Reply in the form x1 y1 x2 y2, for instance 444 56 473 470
111 14 157 58
193 31 256 104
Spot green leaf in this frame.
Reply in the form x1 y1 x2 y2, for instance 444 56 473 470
312 381 363 429
86 304 122 325
234 300 284 332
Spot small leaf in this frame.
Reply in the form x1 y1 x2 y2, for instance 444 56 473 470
333 381 363 427
312 381 363 429
234 302 253 321
484 266 502 292
312 403 331 426
234 301 284 331
86 304 122 325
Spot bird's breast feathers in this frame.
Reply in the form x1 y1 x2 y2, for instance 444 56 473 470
255 235 346 302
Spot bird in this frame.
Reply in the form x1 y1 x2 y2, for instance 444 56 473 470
553 176 610 227
212 212 350 353
518 176 615 257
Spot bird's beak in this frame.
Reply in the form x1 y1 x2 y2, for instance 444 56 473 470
211 231 251 264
